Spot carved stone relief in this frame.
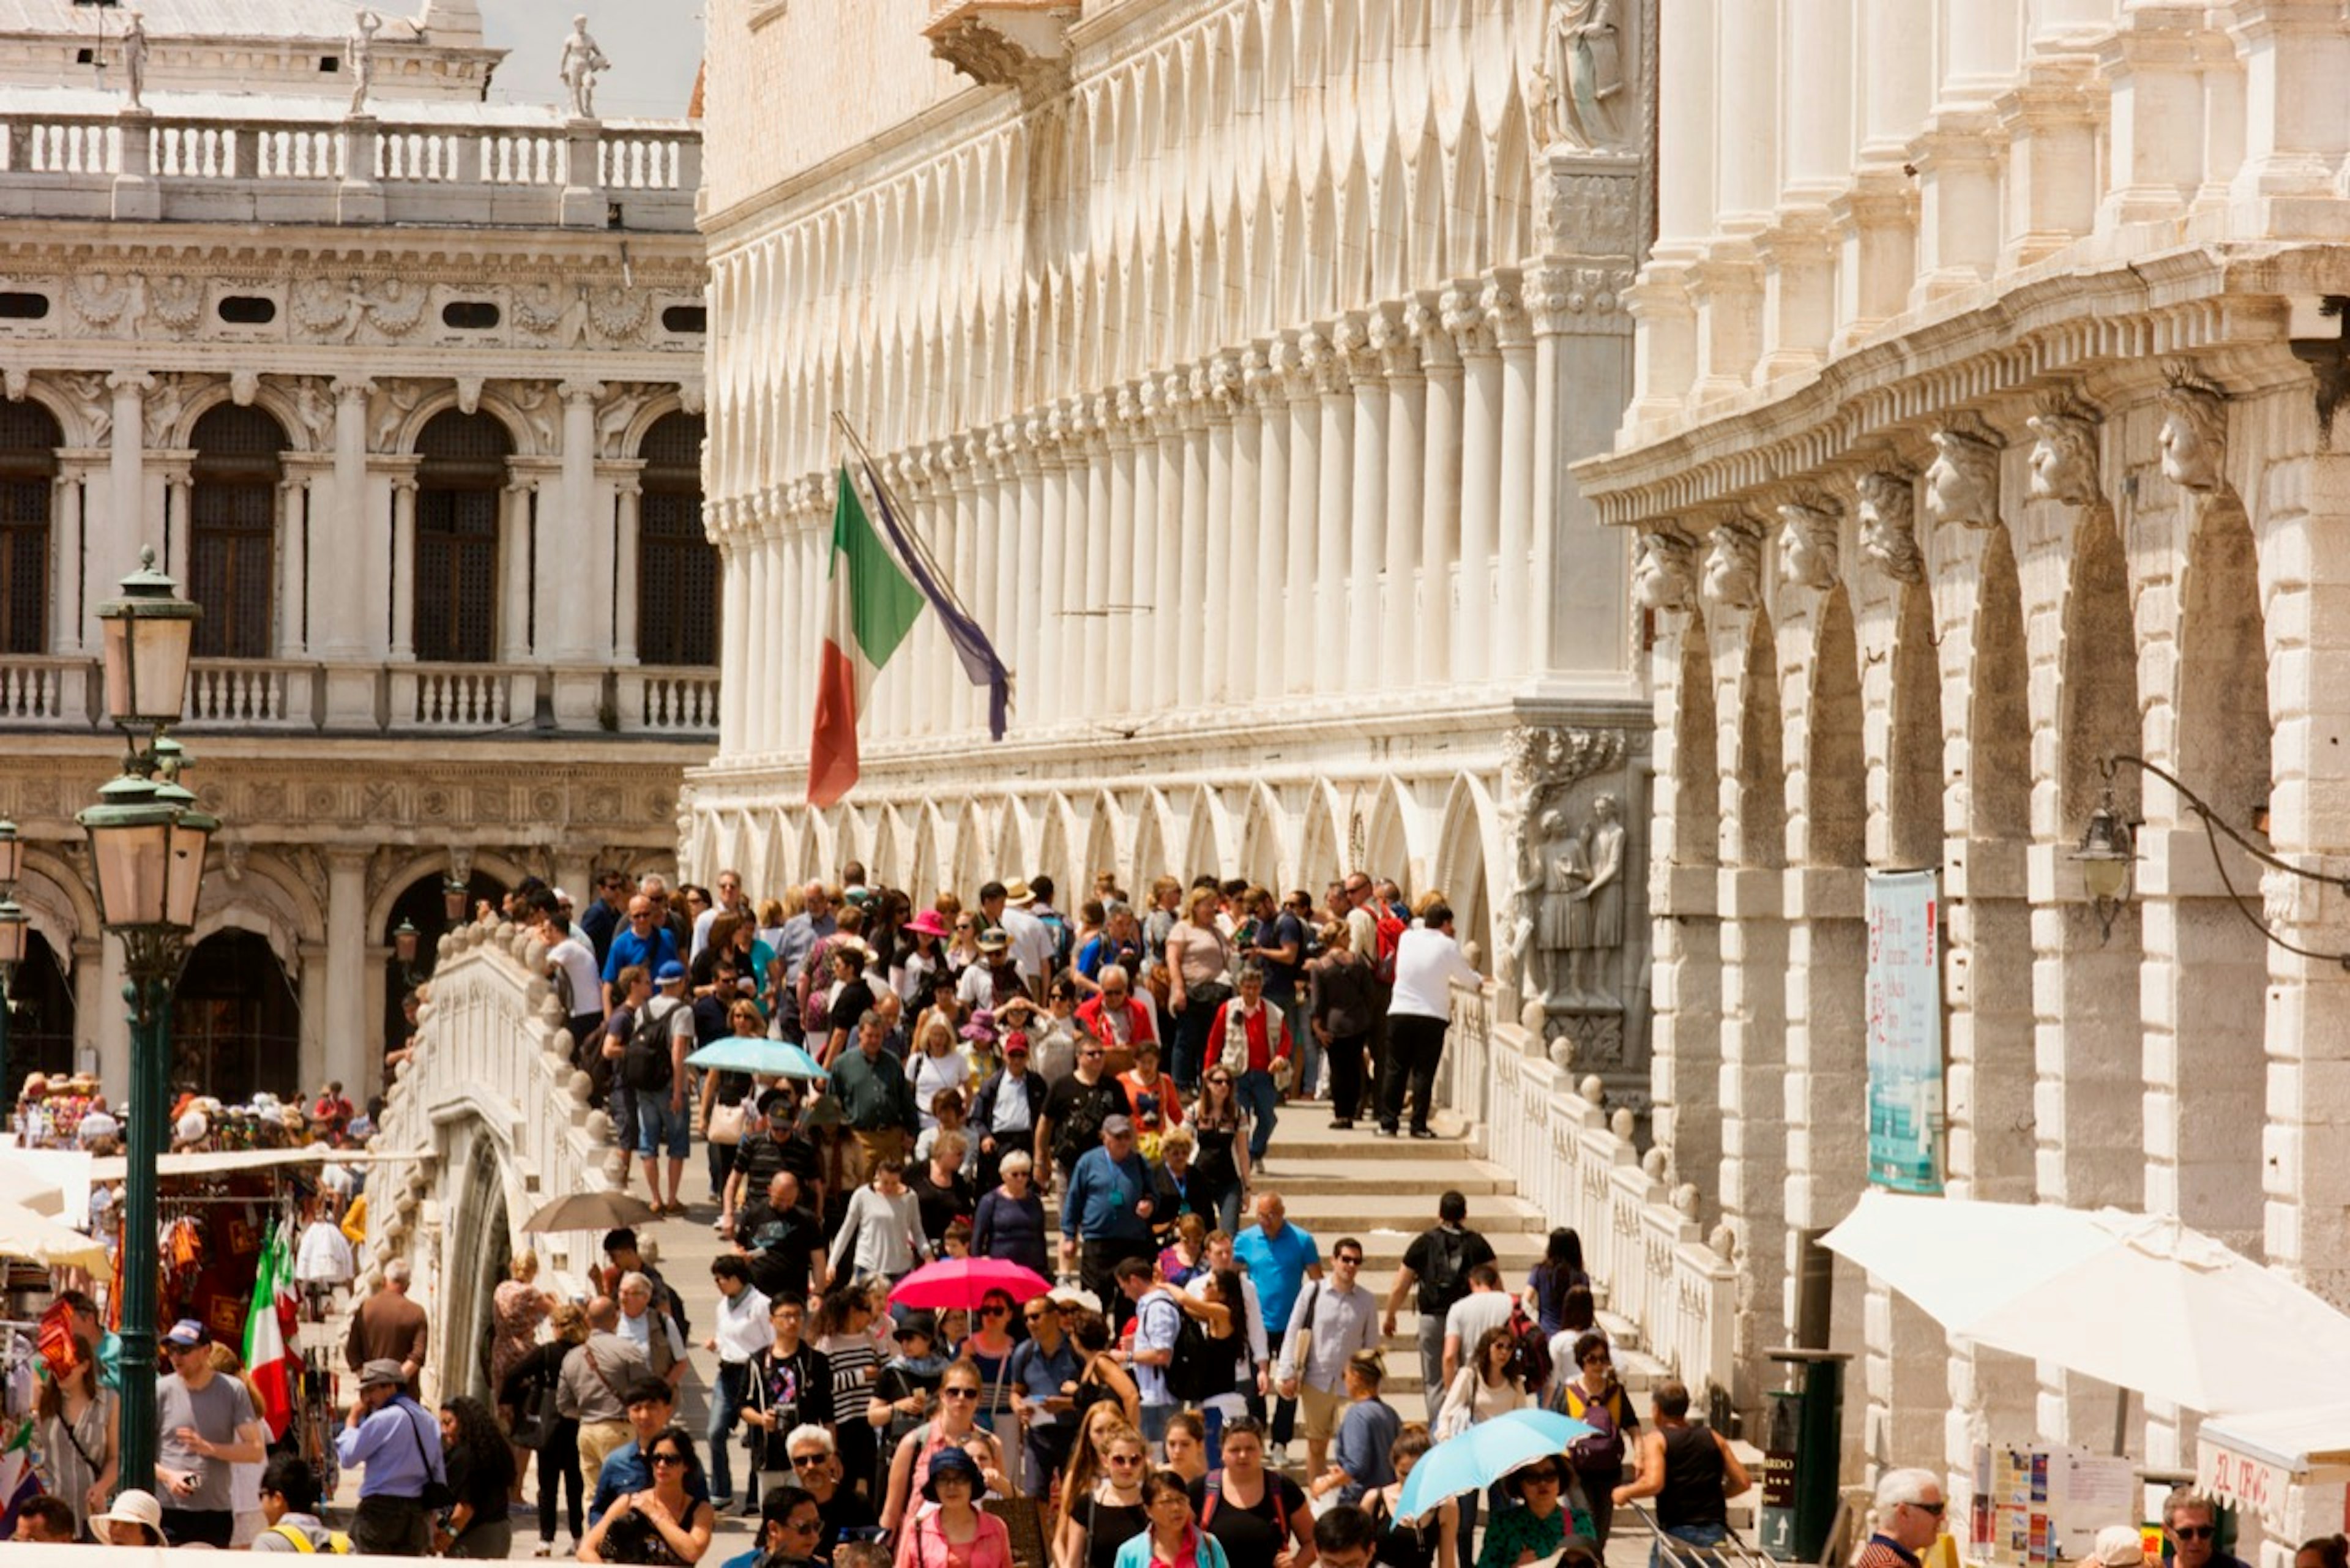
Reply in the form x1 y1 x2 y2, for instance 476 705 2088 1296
1630 524 1697 611
2026 399 2102 505
1701 517 1764 609
2158 368 2228 493
1923 427 2002 529
1856 471 1923 583
1777 499 1840 590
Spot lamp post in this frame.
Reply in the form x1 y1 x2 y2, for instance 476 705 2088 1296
74 545 213 1498
0 821 25 1114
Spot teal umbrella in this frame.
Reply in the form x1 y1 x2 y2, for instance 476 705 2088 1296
1395 1407 1597 1523
685 1037 829 1081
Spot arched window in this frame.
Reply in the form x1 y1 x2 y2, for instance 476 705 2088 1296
636 411 715 666
173 929 300 1100
0 401 60 655
188 404 286 659
414 409 512 664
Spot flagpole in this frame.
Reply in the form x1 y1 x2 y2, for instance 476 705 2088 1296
832 415 969 619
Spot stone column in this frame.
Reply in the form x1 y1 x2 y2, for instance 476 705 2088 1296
387 470 418 660
297 943 329 1099
744 525 772 755
2229 0 2348 204
951 438 985 737
1152 389 1185 702
1310 329 1352 695
717 532 745 757
1177 381 1211 711
1908 0 2019 304
1490 277 1534 682
1037 411 1073 729
1414 300 1462 686
323 378 372 659
1373 314 1422 690
1453 293 1499 685
498 476 535 665
985 431 1022 730
1228 354 1266 707
1202 364 1237 706
1106 401 1143 721
1012 423 1047 728
105 372 151 602
277 471 309 658
325 849 370 1096
159 461 192 586
50 461 86 654
1247 352 1291 699
1081 402 1114 720
554 380 604 665
612 475 643 665
1339 313 1387 670
1837 8 1933 347
1278 335 1321 695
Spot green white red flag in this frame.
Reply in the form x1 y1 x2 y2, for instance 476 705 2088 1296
807 465 925 807
242 1220 297 1439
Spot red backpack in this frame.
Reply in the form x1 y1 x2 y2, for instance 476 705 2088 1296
1373 913 1408 986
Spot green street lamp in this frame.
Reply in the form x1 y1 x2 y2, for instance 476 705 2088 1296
75 547 214 1501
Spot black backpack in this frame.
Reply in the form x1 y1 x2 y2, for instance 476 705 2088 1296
1419 1228 1471 1315
1161 1294 1231 1403
621 1001 676 1092
1054 1080 1116 1169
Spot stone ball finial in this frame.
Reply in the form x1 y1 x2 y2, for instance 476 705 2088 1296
1548 1039 1575 1072
569 1070 595 1105
1673 1183 1700 1219
1520 998 1549 1036
1578 1073 1606 1105
1610 1107 1636 1141
1707 1222 1738 1260
1641 1147 1668 1181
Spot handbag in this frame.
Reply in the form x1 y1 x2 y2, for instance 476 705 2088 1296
1433 1368 1477 1441
707 1101 747 1146
511 1372 562 1452
397 1402 455 1510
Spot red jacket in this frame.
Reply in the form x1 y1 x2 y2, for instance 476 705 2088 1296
1075 995 1157 1047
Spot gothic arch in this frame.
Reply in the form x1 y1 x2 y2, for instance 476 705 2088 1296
1132 789 1174 885
1805 589 1865 868
995 796 1036 881
1734 610 1786 869
1430 771 1501 960
1081 792 1127 895
1237 781 1289 890
1034 797 1080 904
949 799 994 898
869 805 906 888
1295 778 1347 893
909 804 944 902
1175 784 1231 880
1362 774 1425 893
2058 507 2141 831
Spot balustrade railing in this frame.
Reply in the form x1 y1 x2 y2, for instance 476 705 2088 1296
180 659 318 728
1442 979 1740 1405
391 663 531 730
0 108 697 230
0 657 91 724
619 666 721 734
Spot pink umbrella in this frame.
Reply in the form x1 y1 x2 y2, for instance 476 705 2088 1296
888 1257 1054 1310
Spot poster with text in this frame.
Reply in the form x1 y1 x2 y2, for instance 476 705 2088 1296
1866 868 1945 1193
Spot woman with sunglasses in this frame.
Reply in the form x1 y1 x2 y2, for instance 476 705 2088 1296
576 1426 715 1564
1555 1331 1635 1548
1474 1460 1582 1568
943 912 984 977
1053 1422 1151 1568
1115 1468 1233 1568
958 1290 1021 1441
893 1447 1009 1568
878 1359 1007 1539
1187 1072 1250 1238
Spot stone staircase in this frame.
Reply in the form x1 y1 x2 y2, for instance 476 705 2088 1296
1259 1122 1673 1420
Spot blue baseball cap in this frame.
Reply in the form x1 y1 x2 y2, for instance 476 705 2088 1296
655 960 687 985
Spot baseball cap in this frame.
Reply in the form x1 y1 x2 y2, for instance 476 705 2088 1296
1100 1114 1135 1138
162 1319 209 1350
977 927 1010 953
655 960 687 985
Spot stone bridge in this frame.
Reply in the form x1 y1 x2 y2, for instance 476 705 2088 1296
354 920 621 1404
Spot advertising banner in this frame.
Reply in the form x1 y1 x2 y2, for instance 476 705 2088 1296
1866 868 1944 1193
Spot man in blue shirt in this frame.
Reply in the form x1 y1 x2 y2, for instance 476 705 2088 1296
1119 1257 1184 1450
1058 1114 1156 1329
603 895 681 1012
334 1358 446 1556
590 1376 711 1525
1234 1190 1321 1466
1005 1293 1082 1496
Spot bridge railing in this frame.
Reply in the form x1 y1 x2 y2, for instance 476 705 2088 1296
361 919 627 1399
1441 979 1739 1405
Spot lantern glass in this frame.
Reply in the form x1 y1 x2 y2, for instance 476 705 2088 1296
95 548 200 729
163 811 215 930
0 902 26 968
88 813 173 928
0 821 20 887
443 881 469 922
394 920 419 965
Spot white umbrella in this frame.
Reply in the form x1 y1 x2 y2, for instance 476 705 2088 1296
0 1154 66 1217
1821 1190 2350 1417
0 1198 109 1270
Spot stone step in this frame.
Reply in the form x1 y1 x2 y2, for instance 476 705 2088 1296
1261 1160 1520 1197
1274 1190 1550 1233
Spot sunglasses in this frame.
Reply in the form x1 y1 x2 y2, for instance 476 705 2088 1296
781 1517 822 1534
2174 1527 2212 1540
1909 1502 1948 1518
1336 1254 1362 1265
941 1386 979 1400
650 1452 687 1468
980 1305 1008 1317
1520 1471 1562 1487
1207 1075 1231 1084
1024 1310 1053 1322
791 1455 830 1469
1107 1454 1145 1466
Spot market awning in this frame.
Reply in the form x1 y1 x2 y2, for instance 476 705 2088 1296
84 1145 425 1180
2196 1405 2350 1535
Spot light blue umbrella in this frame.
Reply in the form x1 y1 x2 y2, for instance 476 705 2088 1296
1395 1407 1597 1523
684 1037 829 1081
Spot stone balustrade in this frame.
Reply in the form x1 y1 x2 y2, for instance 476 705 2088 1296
0 654 717 739
1442 978 1741 1406
362 920 626 1399
0 106 699 230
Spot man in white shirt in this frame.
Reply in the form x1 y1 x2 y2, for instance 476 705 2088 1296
616 1270 690 1391
1379 902 1480 1140
701 1255 770 1509
1275 1238 1382 1481
1441 1263 1517 1389
1118 1257 1183 1452
539 895 605 1050
986 879 1053 995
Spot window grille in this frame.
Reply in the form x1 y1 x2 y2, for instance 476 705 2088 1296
415 411 512 663
189 405 285 659
636 412 714 666
0 401 58 654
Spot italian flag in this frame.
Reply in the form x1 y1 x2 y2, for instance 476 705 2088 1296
242 1220 297 1440
808 464 926 807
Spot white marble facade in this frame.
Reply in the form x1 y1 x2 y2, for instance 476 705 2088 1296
0 0 709 1105
688 0 1660 1087
1575 0 2350 1541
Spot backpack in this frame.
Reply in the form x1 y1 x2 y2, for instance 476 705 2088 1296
1217 998 1287 1078
1373 913 1408 987
1039 909 1073 973
1562 1379 1627 1473
621 999 677 1092
1504 1301 1554 1393
1419 1228 1471 1316
1163 1293 1231 1403
1054 1080 1117 1168
267 1523 353 1555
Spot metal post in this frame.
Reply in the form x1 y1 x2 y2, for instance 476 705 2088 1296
0 965 12 1110
113 933 180 1498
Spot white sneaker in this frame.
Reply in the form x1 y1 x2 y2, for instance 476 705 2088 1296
1268 1441 1291 1467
